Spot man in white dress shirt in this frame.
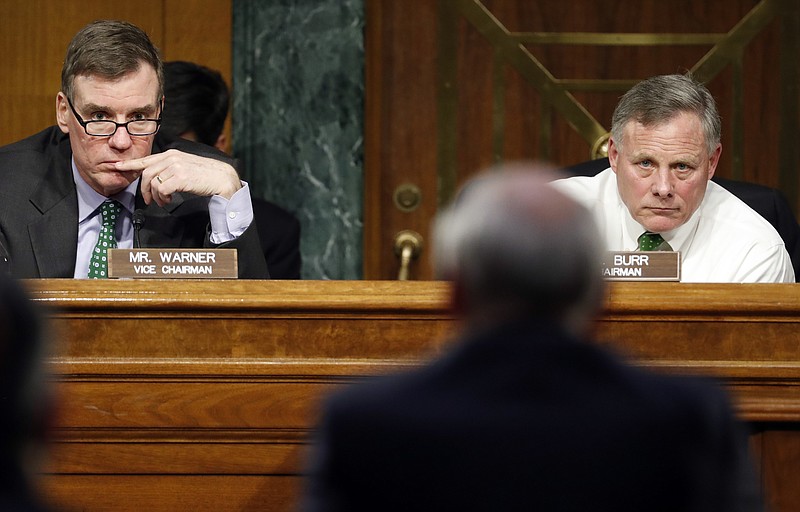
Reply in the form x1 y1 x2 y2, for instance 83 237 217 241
554 74 793 283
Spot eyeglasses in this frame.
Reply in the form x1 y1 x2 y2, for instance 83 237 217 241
67 97 162 137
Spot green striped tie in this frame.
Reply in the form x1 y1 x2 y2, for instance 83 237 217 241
88 200 121 279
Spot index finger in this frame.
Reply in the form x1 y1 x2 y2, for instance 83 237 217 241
115 153 165 172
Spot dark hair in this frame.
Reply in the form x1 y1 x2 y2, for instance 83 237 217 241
161 61 230 146
61 20 163 103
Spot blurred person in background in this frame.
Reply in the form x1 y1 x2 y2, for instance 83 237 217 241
0 276 58 512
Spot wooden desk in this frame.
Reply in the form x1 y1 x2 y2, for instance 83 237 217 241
25 280 800 511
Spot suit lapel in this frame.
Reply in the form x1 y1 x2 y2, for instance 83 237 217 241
135 189 190 248
29 138 79 277
28 206 78 277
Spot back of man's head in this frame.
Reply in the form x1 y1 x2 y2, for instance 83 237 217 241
161 61 229 147
433 164 605 331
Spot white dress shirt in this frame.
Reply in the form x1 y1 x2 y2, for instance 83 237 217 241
552 168 795 283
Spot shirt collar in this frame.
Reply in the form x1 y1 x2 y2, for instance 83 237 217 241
72 157 138 222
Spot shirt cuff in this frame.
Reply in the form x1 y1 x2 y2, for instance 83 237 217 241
208 181 254 244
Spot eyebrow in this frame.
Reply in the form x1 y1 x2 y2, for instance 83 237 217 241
629 152 702 166
78 102 160 116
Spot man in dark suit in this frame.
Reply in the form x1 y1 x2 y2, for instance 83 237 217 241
0 20 268 279
302 165 763 512
0 276 57 511
160 61 301 279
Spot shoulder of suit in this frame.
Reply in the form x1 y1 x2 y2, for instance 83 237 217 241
704 180 757 211
702 180 784 241
0 127 70 188
0 126 66 155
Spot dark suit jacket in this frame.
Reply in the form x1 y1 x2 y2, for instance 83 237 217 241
0 276 55 512
253 197 301 279
561 158 800 281
0 497 55 512
304 319 762 512
0 127 268 278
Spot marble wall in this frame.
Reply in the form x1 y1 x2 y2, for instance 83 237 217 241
232 0 365 279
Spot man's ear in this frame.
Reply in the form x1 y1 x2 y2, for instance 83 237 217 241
214 133 228 154
607 137 619 174
55 92 70 134
707 143 722 180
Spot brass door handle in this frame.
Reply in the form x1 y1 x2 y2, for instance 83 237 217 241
394 230 423 280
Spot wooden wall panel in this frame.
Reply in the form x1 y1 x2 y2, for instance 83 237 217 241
0 0 231 147
363 0 441 281
0 1 163 146
460 0 784 175
163 0 232 148
162 0 231 75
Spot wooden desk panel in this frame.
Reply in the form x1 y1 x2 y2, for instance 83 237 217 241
44 475 299 512
24 280 800 512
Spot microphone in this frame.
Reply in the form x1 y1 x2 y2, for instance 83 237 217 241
0 235 10 276
133 209 145 248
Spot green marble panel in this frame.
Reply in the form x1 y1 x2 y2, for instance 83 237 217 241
233 0 364 279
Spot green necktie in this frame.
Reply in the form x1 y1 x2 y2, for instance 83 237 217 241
88 200 121 279
637 231 673 252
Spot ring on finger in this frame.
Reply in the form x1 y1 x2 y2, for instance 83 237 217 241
156 175 164 184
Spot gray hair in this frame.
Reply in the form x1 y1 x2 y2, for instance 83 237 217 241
610 74 721 155
61 20 163 103
433 165 605 325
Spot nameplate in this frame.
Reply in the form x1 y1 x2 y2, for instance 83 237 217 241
108 249 238 279
601 251 680 281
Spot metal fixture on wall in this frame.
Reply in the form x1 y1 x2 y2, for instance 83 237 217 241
394 230 424 280
393 183 423 212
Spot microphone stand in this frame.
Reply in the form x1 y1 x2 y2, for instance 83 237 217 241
133 210 145 249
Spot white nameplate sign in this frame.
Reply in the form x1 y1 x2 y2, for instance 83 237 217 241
108 249 238 279
601 251 680 281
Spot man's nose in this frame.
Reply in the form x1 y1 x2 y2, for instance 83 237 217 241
651 168 674 196
108 125 133 150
